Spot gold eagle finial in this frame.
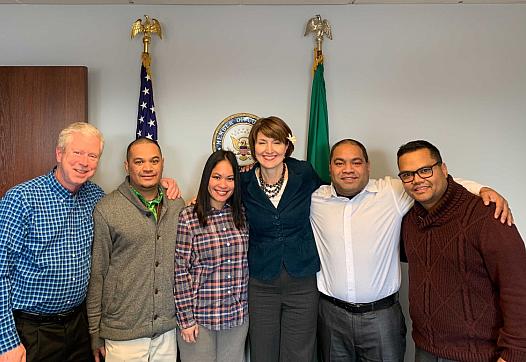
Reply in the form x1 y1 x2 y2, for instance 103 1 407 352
304 15 332 52
304 15 332 72
131 15 163 76
131 15 162 43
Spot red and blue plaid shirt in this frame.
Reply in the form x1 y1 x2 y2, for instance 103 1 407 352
174 204 249 330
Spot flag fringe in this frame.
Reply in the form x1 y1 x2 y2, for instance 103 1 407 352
312 48 324 75
142 52 152 77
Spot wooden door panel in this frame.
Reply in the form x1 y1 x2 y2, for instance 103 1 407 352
0 66 87 196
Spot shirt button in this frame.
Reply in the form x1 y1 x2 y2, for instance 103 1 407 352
155 261 159 267
227 259 231 263
154 314 158 320
226 243 230 246
227 290 231 294
227 275 231 279
72 277 76 281
155 289 159 294
222 227 226 231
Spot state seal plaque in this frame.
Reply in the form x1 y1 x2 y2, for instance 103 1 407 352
212 113 259 167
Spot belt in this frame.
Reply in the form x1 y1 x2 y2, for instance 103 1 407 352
13 304 83 324
320 292 398 314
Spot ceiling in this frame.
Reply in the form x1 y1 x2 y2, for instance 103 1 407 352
2 0 525 4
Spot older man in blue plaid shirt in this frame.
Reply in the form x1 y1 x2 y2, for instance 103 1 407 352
0 122 106 361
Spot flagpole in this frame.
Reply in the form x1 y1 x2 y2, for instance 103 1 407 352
305 15 333 184
131 15 163 141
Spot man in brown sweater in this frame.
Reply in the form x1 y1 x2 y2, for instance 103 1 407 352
397 140 526 362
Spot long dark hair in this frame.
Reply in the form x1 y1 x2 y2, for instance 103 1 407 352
194 150 245 229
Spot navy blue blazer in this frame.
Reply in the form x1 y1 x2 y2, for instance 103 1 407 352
241 157 323 281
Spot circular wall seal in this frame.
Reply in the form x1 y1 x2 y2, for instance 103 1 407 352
212 113 259 167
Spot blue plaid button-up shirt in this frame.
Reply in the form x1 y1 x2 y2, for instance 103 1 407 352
0 170 104 354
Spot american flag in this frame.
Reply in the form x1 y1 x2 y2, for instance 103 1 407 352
136 64 158 141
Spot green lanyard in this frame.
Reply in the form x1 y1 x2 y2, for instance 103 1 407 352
132 186 164 222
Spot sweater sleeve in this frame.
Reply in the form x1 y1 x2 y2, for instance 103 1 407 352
478 213 526 362
86 205 113 352
174 209 197 329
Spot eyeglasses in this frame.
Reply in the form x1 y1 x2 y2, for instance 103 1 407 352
398 162 440 183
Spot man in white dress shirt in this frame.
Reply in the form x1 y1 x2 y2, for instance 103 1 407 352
310 139 510 362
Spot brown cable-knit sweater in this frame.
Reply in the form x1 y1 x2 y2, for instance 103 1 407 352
402 176 526 362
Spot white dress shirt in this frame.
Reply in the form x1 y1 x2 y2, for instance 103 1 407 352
311 176 481 304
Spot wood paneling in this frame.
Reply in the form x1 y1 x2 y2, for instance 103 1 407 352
0 66 87 196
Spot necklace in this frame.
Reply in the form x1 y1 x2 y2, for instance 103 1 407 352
258 164 287 199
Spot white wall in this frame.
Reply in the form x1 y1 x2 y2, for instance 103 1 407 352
2 4 525 359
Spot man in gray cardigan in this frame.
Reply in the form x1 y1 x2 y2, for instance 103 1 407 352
87 137 185 362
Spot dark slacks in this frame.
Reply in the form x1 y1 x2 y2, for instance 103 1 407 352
249 269 318 362
14 305 92 362
317 296 406 362
415 348 459 362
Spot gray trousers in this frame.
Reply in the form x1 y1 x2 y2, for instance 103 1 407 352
415 348 459 362
177 322 248 362
317 296 406 362
248 269 319 362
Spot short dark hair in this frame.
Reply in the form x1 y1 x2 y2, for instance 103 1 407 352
397 140 443 165
194 150 245 230
126 138 162 161
330 139 369 163
248 116 294 158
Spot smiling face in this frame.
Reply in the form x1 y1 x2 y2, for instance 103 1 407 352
125 141 164 198
208 159 235 210
398 148 448 210
329 143 370 197
55 132 102 193
254 132 288 172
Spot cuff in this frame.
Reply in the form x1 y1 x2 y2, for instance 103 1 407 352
501 349 526 362
0 327 21 355
176 310 196 330
90 332 104 352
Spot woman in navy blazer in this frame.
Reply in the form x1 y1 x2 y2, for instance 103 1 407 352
241 116 323 362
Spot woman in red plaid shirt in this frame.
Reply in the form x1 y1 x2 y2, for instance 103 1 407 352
174 150 249 362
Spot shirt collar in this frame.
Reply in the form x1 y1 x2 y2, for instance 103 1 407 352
131 185 164 221
210 203 232 213
48 167 77 199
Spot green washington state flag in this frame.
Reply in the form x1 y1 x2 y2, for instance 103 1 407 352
307 62 330 183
